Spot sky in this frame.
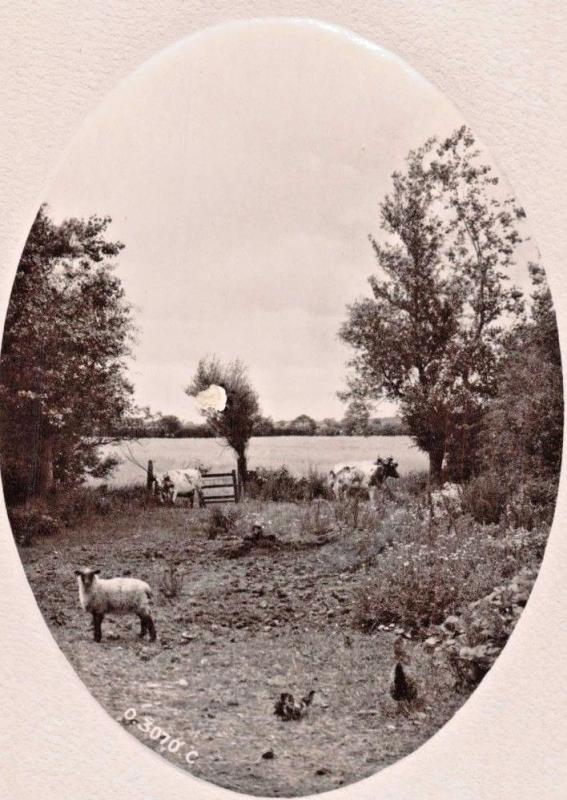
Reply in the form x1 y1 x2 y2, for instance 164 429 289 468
44 19 537 424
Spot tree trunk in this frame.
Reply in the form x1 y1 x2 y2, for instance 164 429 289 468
428 441 445 486
37 436 54 496
236 452 248 494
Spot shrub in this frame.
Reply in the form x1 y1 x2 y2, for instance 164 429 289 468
428 567 538 688
504 476 559 529
246 466 330 502
158 561 184 599
352 514 549 635
460 472 510 524
8 501 60 546
206 505 239 539
301 500 334 538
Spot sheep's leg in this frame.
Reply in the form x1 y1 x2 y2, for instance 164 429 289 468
138 614 147 638
92 612 104 643
188 490 195 509
144 614 157 642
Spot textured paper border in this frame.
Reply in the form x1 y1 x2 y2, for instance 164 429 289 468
1 4 566 799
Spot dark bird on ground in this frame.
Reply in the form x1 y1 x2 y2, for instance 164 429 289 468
390 662 417 702
274 690 316 721
390 635 417 703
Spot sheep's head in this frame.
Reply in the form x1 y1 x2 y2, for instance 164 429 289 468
75 567 101 589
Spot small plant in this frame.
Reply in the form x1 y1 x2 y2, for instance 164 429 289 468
158 561 183 599
301 501 333 538
206 505 238 539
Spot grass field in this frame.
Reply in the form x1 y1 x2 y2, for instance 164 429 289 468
18 475 548 796
92 435 429 487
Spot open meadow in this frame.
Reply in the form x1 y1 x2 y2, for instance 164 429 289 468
17 473 550 796
92 435 429 487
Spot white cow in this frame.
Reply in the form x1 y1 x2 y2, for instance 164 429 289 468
154 468 204 507
328 457 399 504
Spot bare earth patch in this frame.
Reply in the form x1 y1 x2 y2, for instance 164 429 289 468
21 501 465 797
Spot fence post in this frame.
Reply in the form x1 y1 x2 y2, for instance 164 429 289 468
146 460 154 503
232 469 239 503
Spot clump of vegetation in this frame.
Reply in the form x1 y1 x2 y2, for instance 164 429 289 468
158 561 184 599
352 514 548 634
246 466 330 502
9 501 60 546
301 500 334 538
206 505 239 539
428 566 539 689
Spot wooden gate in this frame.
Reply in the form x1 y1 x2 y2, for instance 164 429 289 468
201 470 240 506
145 461 239 506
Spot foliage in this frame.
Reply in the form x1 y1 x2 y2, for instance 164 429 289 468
9 500 60 546
158 561 184 599
0 205 134 503
352 509 548 634
478 265 563 485
246 466 331 502
206 505 239 539
340 126 526 481
185 357 260 485
428 566 539 688
342 398 371 436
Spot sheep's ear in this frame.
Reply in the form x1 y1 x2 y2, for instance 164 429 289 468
93 569 101 575
74 569 82 576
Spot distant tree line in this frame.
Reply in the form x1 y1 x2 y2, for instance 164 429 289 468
114 409 409 439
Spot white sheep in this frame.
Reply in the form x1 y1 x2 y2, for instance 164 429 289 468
75 567 157 643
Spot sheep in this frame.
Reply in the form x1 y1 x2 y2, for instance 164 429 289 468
75 567 157 643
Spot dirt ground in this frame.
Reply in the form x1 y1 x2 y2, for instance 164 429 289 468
20 500 465 797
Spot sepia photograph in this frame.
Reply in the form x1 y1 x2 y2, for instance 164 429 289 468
0 17 563 798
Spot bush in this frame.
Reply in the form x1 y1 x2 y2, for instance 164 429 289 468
158 561 184 599
427 567 538 688
352 513 549 634
246 466 330 502
461 472 510 524
461 472 559 528
8 501 60 546
301 501 334 538
206 506 239 539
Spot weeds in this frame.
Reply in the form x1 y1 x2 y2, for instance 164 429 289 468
206 506 239 539
158 561 184 599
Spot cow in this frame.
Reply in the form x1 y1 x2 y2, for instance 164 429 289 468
154 468 204 507
328 457 399 504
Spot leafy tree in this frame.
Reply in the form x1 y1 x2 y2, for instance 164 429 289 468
341 398 370 436
156 414 183 437
185 357 260 486
339 127 526 481
289 414 318 435
0 204 134 502
480 265 563 484
253 415 275 436
316 417 341 436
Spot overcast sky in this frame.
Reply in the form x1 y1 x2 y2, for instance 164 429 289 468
45 19 536 423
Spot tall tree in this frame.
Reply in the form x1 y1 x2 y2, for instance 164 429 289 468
480 264 563 484
341 398 371 436
339 127 526 481
0 205 134 502
185 357 260 487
